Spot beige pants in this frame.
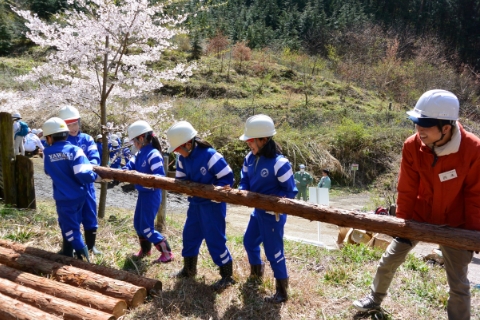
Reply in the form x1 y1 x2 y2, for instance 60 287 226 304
371 238 473 320
14 135 24 156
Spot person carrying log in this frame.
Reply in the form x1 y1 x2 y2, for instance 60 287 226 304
166 121 235 291
42 117 102 262
123 120 173 263
59 105 102 256
353 89 480 320
238 114 298 303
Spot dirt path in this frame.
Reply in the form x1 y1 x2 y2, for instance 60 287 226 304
30 157 480 286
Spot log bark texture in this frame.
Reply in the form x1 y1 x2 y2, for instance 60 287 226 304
93 166 480 251
0 245 146 307
0 239 161 293
0 263 127 318
0 277 115 320
0 291 62 320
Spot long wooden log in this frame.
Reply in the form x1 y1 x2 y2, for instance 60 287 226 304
0 246 146 307
0 263 127 318
0 239 161 293
94 166 480 251
0 277 115 320
0 291 62 320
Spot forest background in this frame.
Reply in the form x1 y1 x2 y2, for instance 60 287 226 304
1 0 480 201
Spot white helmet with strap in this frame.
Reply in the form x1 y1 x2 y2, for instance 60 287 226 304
42 117 70 136
407 89 459 121
166 121 198 153
58 105 81 122
96 134 102 140
239 114 276 141
128 120 153 140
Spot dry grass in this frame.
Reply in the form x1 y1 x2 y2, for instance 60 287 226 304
0 202 479 319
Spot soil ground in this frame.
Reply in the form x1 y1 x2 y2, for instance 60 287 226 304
30 157 480 287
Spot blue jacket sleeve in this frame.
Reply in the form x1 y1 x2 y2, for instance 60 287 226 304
175 156 187 181
73 148 98 184
136 150 165 192
85 135 100 166
238 153 251 191
275 156 297 199
208 150 234 187
123 154 136 170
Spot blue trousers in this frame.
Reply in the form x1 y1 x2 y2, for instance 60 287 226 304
134 190 164 244
182 202 232 266
244 209 288 279
82 183 98 231
57 198 86 251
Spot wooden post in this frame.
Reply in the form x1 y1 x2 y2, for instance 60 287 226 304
92 166 480 251
155 155 169 232
15 155 36 209
0 112 16 205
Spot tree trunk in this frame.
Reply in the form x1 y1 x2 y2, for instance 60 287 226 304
93 166 480 251
0 277 115 320
0 246 146 307
0 239 161 293
0 112 16 206
0 263 127 318
0 291 62 320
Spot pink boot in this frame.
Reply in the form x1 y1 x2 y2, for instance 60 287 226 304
153 239 174 263
133 236 152 258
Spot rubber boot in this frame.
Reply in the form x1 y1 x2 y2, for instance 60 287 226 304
85 229 102 255
133 236 152 258
265 278 289 303
248 263 265 283
172 256 198 278
153 239 174 263
212 261 236 292
75 246 90 263
59 238 74 258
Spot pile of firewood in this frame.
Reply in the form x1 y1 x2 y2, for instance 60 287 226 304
0 239 162 319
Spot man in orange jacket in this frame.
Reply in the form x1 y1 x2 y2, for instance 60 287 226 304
353 89 480 320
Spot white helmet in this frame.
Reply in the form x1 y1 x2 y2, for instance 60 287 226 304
166 121 198 153
128 120 153 140
42 117 70 136
36 128 43 134
111 140 119 147
239 114 276 141
110 134 119 141
31 129 38 134
116 132 123 138
123 137 131 145
12 112 22 119
96 134 102 140
407 89 459 121
58 105 80 121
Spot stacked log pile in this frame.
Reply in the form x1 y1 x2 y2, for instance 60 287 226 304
0 240 162 319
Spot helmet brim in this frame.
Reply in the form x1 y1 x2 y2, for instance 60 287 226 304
408 115 438 128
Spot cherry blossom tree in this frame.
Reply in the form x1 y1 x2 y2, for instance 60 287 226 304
7 0 195 218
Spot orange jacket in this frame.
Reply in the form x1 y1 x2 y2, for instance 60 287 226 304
396 123 480 231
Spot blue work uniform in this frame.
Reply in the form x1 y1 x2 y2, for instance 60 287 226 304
96 142 103 164
123 144 166 244
67 132 100 231
109 146 122 169
44 141 98 251
175 146 234 266
122 146 132 162
239 151 297 280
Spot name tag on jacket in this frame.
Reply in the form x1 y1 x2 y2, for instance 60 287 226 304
439 169 457 182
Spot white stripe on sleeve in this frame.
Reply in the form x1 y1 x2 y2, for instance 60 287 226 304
216 165 232 179
74 163 93 174
274 157 289 175
74 148 86 160
176 171 186 178
151 162 163 171
207 152 222 170
278 170 293 183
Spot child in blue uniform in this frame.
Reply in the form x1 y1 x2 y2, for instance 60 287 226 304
166 121 235 291
238 114 297 303
124 120 173 263
42 117 100 262
59 105 102 256
96 134 103 165
109 140 122 169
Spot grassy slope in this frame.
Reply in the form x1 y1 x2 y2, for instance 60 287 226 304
1 202 478 319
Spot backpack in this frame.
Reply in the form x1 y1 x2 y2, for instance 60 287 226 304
18 121 29 137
